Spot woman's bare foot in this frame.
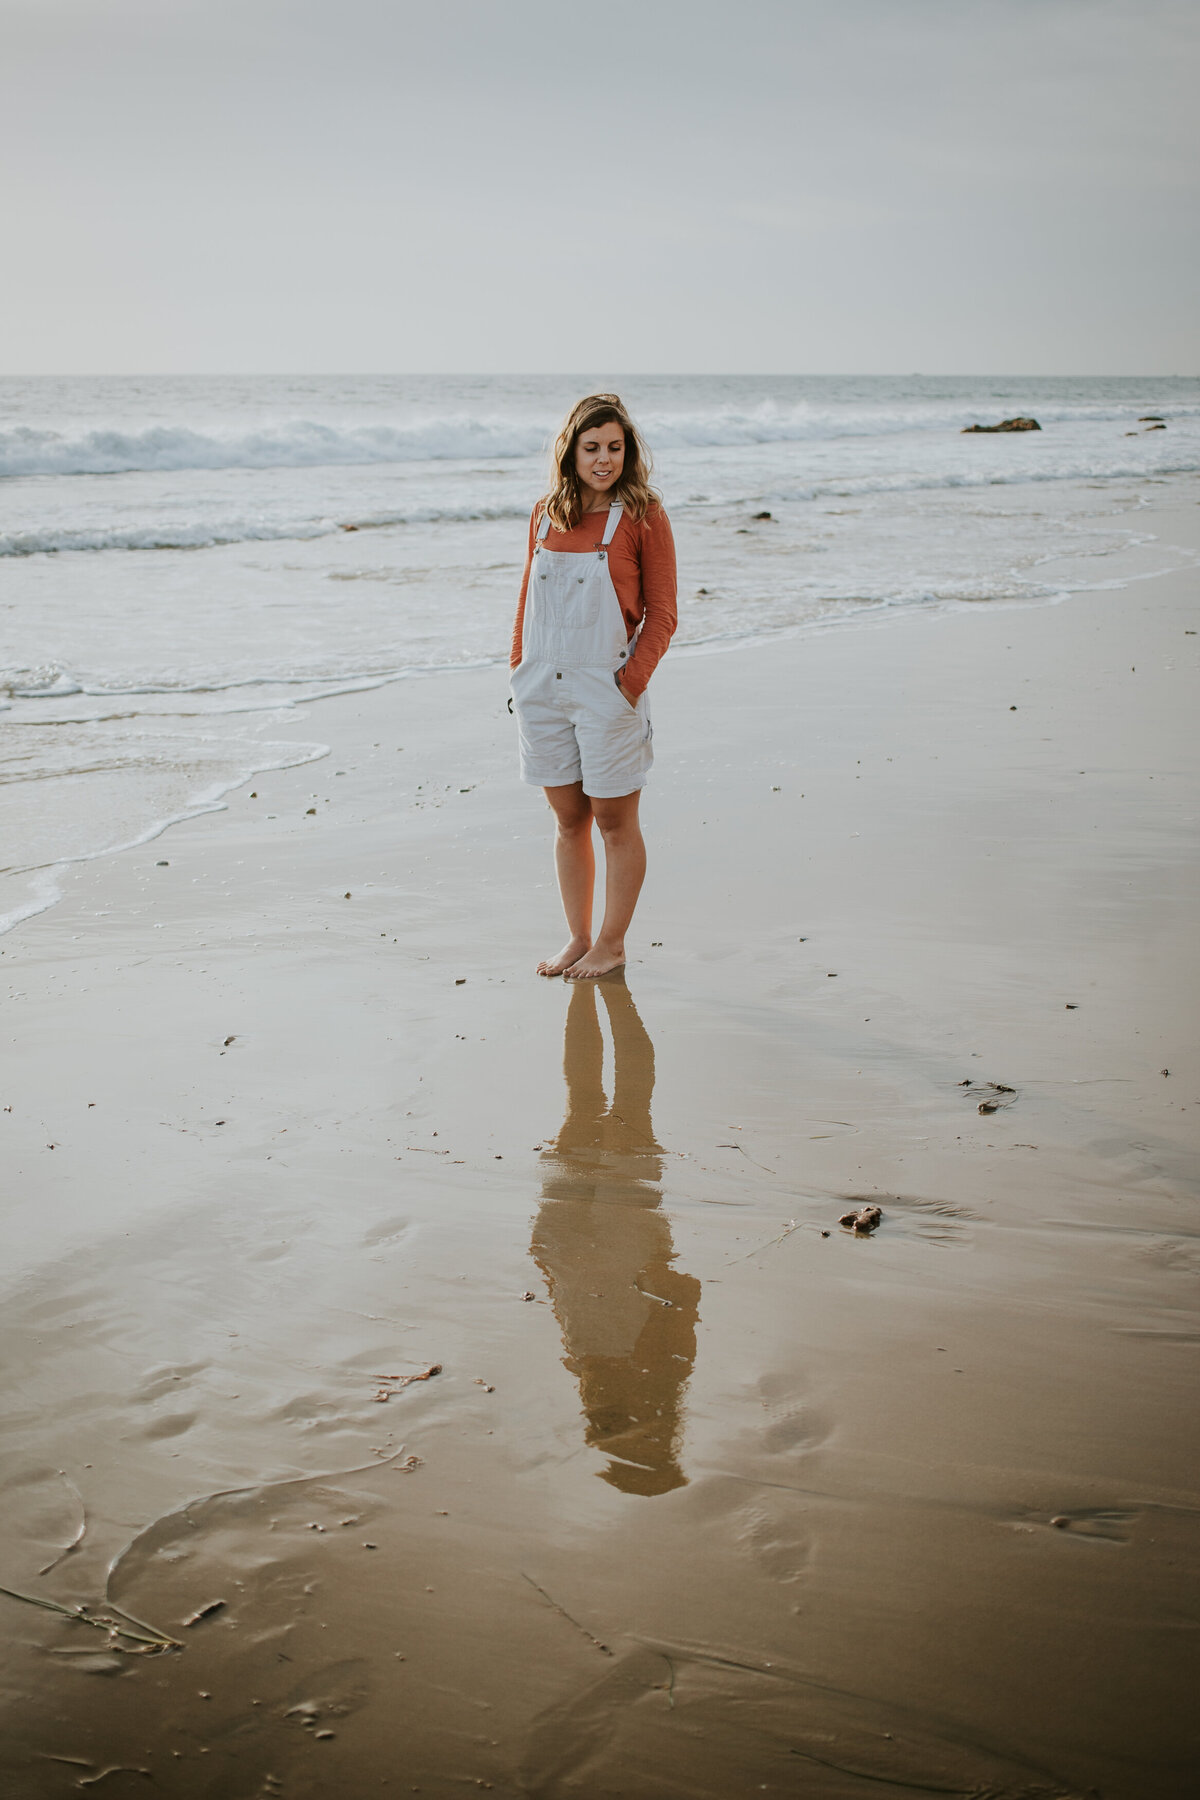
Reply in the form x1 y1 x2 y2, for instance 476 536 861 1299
537 935 592 977
563 941 626 980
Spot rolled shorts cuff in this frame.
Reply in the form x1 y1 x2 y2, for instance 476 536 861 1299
579 775 649 799
519 762 582 789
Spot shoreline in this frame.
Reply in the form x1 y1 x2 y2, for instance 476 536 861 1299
1 493 1197 1796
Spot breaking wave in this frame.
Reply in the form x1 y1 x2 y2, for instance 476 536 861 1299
4 400 1198 480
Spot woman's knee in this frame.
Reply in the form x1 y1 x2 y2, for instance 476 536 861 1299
550 798 594 837
591 801 643 844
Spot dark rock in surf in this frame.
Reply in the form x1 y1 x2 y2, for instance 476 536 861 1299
961 417 1041 434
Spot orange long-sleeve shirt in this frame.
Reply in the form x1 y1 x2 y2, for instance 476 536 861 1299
509 501 677 700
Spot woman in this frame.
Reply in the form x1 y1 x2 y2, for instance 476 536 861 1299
510 394 677 979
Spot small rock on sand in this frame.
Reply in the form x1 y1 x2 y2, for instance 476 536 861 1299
839 1204 882 1234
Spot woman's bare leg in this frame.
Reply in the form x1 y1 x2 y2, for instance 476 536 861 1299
564 790 645 980
537 782 596 976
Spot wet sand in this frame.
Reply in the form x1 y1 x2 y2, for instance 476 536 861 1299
2 500 1198 1798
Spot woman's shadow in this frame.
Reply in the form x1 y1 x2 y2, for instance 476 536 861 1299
531 976 700 1497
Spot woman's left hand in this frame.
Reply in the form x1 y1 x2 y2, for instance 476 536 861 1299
615 678 637 710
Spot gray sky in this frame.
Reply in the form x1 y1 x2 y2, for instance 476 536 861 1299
1 0 1196 373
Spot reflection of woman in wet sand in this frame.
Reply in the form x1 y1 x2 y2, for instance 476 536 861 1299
531 978 700 1496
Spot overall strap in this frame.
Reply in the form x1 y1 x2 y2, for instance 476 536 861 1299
535 507 553 543
600 502 624 547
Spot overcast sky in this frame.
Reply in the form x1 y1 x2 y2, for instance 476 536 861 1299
1 0 1196 374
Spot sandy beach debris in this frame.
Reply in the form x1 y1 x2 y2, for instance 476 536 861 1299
839 1204 883 1234
522 1573 612 1656
372 1363 441 1402
963 1081 1018 1114
0 1583 181 1652
182 1599 226 1627
75 1764 153 1785
37 1471 87 1574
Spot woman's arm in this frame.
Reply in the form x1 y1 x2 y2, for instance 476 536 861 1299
510 505 542 670
618 507 677 699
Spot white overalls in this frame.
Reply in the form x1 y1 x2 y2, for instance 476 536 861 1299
511 502 654 799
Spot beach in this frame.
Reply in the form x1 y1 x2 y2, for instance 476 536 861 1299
1 487 1197 1797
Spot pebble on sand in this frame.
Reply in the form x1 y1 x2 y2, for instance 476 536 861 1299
839 1204 882 1234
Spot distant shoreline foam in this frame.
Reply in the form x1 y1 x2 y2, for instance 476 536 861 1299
3 455 1198 558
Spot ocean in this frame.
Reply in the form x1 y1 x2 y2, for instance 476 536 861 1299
2 372 1198 933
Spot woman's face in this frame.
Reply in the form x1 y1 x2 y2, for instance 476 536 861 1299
574 420 625 502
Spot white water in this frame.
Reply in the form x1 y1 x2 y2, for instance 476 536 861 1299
2 373 1198 932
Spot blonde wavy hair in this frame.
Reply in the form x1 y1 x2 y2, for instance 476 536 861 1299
541 393 660 533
